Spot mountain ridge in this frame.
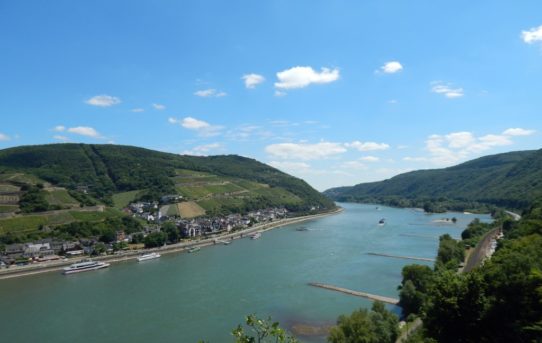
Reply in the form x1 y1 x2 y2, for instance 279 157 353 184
324 149 542 211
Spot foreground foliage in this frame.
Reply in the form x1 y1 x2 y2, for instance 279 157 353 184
328 301 399 343
398 202 542 342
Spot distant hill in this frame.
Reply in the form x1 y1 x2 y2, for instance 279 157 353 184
0 143 334 218
324 149 542 211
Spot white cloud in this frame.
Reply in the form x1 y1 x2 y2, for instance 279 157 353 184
67 126 101 138
85 95 121 107
265 141 347 160
242 73 265 89
152 103 166 110
431 82 464 98
274 66 340 90
0 133 10 141
346 141 390 152
274 90 287 97
194 89 227 97
53 125 65 132
168 117 222 137
131 108 145 113
421 129 533 166
53 135 70 142
521 25 542 44
502 128 536 136
445 131 476 148
269 161 311 172
380 61 403 74
360 156 380 162
182 143 223 156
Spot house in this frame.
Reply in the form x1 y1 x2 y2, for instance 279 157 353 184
4 244 24 258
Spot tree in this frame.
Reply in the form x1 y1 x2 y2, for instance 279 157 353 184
328 301 399 343
231 314 298 343
162 222 179 243
144 231 167 248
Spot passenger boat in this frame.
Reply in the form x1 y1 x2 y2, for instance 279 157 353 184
62 259 110 275
137 252 161 262
188 246 200 253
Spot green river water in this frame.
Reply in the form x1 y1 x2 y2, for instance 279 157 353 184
0 203 491 342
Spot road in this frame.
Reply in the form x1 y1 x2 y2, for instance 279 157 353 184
463 227 500 273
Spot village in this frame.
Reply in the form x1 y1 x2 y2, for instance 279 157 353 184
0 201 290 268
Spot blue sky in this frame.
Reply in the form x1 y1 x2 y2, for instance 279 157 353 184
1 1 541 190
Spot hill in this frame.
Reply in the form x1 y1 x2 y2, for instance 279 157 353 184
324 149 542 211
0 144 334 237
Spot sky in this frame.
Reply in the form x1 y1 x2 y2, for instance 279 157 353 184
1 1 542 191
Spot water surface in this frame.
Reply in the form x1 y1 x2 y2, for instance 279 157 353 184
0 203 490 342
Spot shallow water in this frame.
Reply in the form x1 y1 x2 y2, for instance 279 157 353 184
0 203 490 342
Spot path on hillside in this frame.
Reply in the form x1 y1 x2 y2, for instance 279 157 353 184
463 228 500 272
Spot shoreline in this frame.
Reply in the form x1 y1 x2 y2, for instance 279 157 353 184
0 207 343 280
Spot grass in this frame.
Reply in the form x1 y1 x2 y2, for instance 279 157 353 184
165 204 180 216
112 190 141 209
0 173 44 185
0 215 50 234
0 205 18 213
45 189 79 206
69 208 123 222
175 169 215 177
0 184 20 193
176 181 246 199
178 201 206 218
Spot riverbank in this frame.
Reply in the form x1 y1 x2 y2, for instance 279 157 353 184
0 207 343 280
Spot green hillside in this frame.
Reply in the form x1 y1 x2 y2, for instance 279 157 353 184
324 149 542 211
0 143 334 212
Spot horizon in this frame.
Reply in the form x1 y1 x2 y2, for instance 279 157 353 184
2 1 542 191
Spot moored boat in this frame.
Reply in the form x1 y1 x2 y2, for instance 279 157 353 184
250 232 262 240
62 259 110 275
137 252 161 262
188 246 201 253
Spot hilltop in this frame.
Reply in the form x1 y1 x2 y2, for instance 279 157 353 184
324 149 542 212
0 143 334 237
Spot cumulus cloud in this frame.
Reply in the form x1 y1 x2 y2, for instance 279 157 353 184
131 108 145 113
380 61 403 74
53 125 66 132
0 133 10 141
53 135 70 142
345 141 390 152
194 89 227 97
274 66 340 90
85 95 121 107
168 117 222 137
360 156 380 162
414 128 535 165
242 73 265 89
502 128 536 136
152 103 166 110
265 141 347 160
340 160 367 170
431 82 464 98
182 143 223 156
269 161 311 172
67 126 101 138
521 25 542 44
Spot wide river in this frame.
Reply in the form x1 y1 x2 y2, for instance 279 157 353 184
0 203 490 342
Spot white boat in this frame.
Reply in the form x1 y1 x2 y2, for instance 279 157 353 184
250 232 262 240
137 252 161 262
378 218 386 226
188 246 200 253
63 259 110 275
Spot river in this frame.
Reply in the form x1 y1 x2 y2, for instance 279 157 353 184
0 203 491 342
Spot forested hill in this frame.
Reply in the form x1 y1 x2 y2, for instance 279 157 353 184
0 143 334 211
324 149 542 211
